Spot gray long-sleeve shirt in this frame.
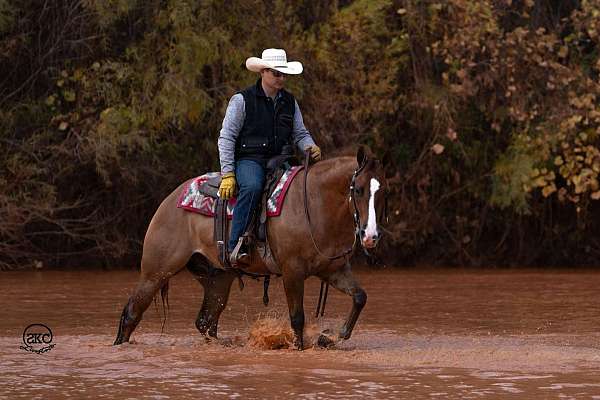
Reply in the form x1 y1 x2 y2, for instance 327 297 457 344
217 93 316 174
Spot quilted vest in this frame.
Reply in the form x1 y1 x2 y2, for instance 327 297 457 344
235 79 296 160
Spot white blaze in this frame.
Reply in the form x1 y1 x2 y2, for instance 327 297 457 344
365 178 380 238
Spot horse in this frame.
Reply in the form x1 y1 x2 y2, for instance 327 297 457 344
113 146 387 349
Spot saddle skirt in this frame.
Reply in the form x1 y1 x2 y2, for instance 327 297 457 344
177 166 303 219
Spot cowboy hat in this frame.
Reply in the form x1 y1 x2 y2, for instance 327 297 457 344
246 48 303 75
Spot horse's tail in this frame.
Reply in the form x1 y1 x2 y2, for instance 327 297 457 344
159 280 169 334
152 280 170 335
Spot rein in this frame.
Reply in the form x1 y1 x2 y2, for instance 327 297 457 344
304 151 387 318
302 152 363 262
303 152 367 319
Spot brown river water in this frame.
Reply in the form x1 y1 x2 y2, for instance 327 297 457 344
1 267 600 399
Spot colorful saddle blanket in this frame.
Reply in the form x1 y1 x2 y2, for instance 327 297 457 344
177 166 303 219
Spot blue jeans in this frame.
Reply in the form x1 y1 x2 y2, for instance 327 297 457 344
228 159 266 251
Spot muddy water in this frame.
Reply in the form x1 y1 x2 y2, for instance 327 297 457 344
1 268 600 399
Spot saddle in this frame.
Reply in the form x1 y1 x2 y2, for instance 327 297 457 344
197 175 221 198
199 153 300 269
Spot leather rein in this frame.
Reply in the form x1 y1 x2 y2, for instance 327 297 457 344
302 152 367 261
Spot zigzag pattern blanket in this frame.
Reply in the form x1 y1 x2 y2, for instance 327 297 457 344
176 166 303 219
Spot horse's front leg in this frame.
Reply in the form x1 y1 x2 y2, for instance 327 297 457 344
326 263 367 340
282 271 305 350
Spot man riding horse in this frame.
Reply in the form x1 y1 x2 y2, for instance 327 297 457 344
217 48 321 266
113 49 387 350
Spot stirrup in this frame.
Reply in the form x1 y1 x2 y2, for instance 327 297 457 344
229 237 250 267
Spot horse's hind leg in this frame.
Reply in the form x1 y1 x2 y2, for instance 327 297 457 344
187 254 235 338
114 255 186 345
114 274 168 345
325 263 367 340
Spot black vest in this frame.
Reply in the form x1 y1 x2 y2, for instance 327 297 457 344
235 79 296 160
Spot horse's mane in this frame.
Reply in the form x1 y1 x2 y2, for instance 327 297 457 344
306 156 357 195
310 155 355 173
325 145 358 158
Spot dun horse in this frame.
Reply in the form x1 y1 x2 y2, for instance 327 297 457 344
114 146 387 349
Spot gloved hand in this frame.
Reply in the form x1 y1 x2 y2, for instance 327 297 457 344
306 145 322 162
218 172 237 199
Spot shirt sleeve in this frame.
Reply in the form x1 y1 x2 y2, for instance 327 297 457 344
292 99 316 152
217 93 245 174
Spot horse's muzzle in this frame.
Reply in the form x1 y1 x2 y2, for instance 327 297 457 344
360 229 380 249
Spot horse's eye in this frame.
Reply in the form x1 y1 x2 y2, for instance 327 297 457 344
354 187 364 196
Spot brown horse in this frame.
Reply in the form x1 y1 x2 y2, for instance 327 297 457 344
114 146 387 349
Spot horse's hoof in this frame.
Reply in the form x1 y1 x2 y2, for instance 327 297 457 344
113 336 128 345
201 335 213 343
293 337 305 350
316 330 336 348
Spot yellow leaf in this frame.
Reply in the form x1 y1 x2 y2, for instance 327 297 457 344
446 128 457 141
534 177 546 187
431 144 445 155
558 46 568 58
63 90 76 102
542 184 556 197
530 168 540 178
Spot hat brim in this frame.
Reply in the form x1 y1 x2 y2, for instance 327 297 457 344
246 57 303 75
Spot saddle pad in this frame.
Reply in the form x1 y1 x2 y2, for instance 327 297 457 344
177 166 303 219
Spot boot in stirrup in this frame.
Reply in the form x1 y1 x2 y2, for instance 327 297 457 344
229 236 250 267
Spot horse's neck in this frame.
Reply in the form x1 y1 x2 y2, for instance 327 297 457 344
307 157 357 247
311 157 356 195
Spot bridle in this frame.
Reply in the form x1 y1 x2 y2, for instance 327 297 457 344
303 152 381 261
349 158 389 257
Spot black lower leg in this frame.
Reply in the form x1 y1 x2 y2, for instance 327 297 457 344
193 269 234 339
114 298 138 345
290 311 305 350
340 288 367 340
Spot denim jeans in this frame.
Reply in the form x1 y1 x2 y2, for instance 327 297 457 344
228 159 266 251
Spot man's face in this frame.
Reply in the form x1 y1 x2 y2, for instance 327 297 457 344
261 68 286 91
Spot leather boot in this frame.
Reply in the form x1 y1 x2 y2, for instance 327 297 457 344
229 237 250 267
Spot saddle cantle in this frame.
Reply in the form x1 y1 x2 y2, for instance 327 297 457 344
197 175 222 198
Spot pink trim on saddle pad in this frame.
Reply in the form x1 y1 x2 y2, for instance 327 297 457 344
176 166 303 219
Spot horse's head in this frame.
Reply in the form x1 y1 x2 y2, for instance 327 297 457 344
350 146 388 249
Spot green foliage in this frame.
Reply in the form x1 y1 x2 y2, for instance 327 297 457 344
425 0 600 213
491 143 535 214
2 0 600 268
0 0 14 34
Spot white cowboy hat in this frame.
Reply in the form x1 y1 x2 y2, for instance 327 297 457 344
246 48 303 75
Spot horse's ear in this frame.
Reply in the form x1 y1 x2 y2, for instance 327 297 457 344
357 145 366 166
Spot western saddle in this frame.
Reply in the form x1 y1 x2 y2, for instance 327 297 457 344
197 153 299 270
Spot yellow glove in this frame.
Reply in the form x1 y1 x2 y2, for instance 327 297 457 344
306 145 322 162
218 172 236 199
